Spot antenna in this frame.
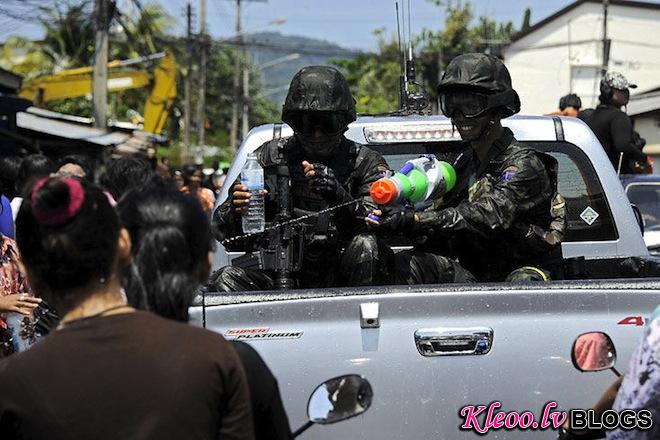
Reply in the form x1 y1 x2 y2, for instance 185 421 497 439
396 3 402 73
406 0 415 83
396 2 406 109
407 0 412 48
395 0 429 114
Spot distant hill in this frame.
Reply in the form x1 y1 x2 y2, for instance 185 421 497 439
242 31 361 105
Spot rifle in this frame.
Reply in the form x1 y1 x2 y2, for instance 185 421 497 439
257 158 308 289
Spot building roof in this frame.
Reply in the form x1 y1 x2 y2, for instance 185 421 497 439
509 0 660 45
628 91 660 116
16 107 131 147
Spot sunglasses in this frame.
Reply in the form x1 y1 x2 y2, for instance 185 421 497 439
287 113 346 136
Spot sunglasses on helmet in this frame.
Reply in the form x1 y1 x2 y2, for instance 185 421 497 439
287 113 346 136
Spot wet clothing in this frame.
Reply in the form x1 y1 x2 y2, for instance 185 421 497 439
0 311 254 440
583 104 647 174
395 128 564 283
212 136 390 290
231 341 292 440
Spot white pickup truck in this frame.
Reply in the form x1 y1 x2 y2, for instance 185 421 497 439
192 115 660 439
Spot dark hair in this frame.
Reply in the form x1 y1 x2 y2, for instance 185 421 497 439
58 154 93 178
15 178 119 313
117 183 212 322
0 155 23 199
16 154 56 197
599 81 617 105
101 156 158 201
559 93 582 111
183 165 203 186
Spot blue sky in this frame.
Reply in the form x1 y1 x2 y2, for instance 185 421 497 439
3 0 660 51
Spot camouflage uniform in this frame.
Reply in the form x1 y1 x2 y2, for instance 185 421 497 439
212 66 391 290
394 128 565 283
393 53 565 284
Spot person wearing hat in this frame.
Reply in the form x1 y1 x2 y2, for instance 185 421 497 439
582 71 648 174
368 53 565 284
212 66 390 290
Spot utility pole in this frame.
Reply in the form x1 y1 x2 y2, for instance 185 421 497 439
93 0 109 129
196 0 207 156
230 0 242 149
242 60 249 138
184 2 193 159
601 0 611 77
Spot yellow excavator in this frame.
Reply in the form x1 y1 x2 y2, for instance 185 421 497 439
19 51 176 135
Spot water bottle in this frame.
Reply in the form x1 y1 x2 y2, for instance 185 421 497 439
241 152 265 234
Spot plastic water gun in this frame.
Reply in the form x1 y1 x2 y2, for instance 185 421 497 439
368 155 456 220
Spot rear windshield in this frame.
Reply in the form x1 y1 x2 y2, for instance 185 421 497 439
368 140 618 242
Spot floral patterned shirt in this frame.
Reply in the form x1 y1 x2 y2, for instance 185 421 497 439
0 236 32 329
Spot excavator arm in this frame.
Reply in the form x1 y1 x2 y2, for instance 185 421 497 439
142 51 177 135
18 52 176 135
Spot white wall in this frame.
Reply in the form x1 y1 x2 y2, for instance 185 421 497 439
503 3 660 115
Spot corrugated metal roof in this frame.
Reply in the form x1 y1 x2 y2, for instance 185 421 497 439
16 111 131 147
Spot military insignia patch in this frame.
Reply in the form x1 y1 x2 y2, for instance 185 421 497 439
500 166 518 181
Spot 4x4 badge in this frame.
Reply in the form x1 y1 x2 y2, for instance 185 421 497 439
580 206 599 225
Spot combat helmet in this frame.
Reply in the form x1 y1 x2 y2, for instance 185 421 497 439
437 53 520 118
281 66 356 129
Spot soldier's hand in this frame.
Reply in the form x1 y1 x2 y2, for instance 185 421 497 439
302 161 341 199
231 183 267 214
366 205 417 233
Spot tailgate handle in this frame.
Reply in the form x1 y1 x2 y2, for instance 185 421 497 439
414 327 493 357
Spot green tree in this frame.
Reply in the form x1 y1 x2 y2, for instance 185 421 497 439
333 29 401 114
333 1 523 115
0 36 53 80
521 8 532 32
38 0 95 70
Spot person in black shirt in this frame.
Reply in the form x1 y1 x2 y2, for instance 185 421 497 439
118 183 292 440
581 71 648 174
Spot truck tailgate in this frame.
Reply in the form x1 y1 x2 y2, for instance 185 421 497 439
191 283 660 439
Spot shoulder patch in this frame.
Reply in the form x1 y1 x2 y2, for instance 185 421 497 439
500 166 518 181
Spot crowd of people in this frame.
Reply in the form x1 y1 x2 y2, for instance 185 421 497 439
547 71 651 175
0 151 290 438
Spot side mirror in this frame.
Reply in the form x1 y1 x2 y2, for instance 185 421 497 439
571 331 619 375
307 374 373 425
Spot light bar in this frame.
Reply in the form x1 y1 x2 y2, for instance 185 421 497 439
364 124 462 143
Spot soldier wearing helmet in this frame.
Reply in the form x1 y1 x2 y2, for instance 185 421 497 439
212 66 390 290
368 53 565 283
